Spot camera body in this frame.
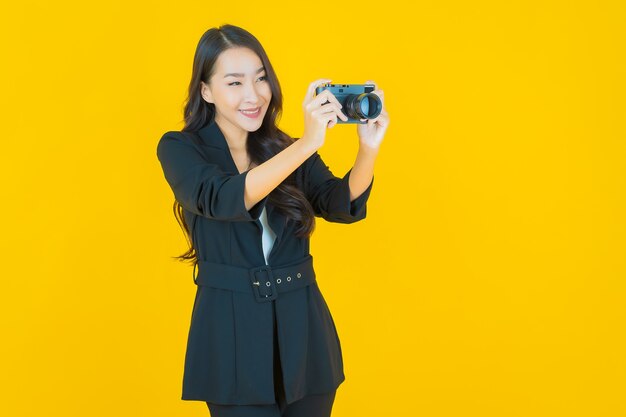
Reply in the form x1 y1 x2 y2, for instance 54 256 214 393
314 83 382 124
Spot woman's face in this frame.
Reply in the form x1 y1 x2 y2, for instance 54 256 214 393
201 47 272 137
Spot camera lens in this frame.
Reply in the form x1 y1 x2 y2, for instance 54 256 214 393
345 93 382 120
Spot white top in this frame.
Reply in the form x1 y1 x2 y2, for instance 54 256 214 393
259 206 277 265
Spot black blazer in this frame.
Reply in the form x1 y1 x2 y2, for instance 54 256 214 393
156 119 374 405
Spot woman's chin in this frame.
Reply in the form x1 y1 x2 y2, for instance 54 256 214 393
240 113 265 131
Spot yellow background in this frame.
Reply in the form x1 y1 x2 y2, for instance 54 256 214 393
1 1 625 416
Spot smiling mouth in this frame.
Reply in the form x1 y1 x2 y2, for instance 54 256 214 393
239 107 261 118
239 107 260 114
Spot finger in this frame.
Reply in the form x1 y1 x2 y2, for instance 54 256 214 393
314 102 347 121
365 80 377 90
336 108 348 122
304 79 332 108
324 103 348 122
323 94 346 118
309 90 332 107
376 112 389 128
308 79 332 99
320 111 336 129
304 79 333 106
313 100 340 114
381 109 390 123
324 91 344 109
310 90 343 110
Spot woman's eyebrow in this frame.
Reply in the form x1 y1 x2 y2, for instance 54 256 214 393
223 66 266 78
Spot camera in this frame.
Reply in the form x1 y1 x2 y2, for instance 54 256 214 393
314 83 382 124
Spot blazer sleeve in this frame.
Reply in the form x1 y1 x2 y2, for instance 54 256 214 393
304 151 374 224
156 132 268 221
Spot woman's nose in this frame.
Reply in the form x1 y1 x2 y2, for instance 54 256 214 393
243 82 261 101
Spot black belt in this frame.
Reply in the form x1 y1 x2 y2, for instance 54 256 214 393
193 255 316 303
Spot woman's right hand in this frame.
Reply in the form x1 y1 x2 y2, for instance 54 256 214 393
300 78 348 150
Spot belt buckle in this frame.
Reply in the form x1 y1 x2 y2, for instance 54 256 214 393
249 265 277 303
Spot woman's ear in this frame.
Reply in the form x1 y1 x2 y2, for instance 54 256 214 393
200 81 214 104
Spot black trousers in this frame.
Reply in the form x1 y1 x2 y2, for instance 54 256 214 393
206 301 337 417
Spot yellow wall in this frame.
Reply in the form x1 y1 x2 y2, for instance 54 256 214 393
1 1 624 416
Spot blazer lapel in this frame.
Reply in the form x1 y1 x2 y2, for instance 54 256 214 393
196 120 287 258
195 120 239 174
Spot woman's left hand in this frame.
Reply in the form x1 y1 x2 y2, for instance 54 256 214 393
357 80 389 150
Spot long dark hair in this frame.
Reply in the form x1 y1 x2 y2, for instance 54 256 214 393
171 24 316 265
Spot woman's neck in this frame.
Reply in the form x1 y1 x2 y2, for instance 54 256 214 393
215 114 248 151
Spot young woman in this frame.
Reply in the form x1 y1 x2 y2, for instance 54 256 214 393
156 24 389 417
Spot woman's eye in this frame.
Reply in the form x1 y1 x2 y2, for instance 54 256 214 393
228 76 266 86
